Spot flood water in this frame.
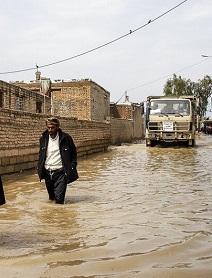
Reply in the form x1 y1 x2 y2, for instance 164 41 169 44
0 134 212 278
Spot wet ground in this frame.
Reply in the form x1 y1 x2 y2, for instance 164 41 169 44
0 134 212 278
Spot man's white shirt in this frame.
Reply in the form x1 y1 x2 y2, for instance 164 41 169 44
45 133 63 170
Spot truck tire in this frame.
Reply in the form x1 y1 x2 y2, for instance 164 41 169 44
190 139 195 147
146 139 156 147
187 139 195 147
146 139 151 147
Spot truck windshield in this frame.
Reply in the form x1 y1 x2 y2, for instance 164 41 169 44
150 99 190 115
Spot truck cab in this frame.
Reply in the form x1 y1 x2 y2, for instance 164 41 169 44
145 96 199 147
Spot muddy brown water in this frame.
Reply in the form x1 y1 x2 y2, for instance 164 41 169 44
0 134 212 278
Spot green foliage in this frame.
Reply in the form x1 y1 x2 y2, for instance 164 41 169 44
163 74 212 118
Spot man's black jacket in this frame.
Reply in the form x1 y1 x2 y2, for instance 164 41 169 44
38 128 78 184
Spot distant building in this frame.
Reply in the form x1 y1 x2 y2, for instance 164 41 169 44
0 80 50 114
51 79 110 121
17 76 110 122
110 94 145 140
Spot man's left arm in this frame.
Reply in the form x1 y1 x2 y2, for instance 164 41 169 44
67 134 77 167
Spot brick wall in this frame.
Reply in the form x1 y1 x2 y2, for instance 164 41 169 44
52 83 92 119
110 118 133 145
132 108 145 139
90 83 110 121
0 108 111 174
51 80 110 121
110 104 132 119
110 102 144 142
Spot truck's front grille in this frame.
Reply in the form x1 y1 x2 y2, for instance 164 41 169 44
148 122 158 130
148 121 189 131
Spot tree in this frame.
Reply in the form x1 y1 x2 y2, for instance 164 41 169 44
195 76 212 118
163 74 212 118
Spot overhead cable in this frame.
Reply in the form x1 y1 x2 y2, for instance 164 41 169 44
116 56 212 103
0 0 188 75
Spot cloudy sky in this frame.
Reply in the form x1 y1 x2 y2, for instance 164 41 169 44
0 0 211 103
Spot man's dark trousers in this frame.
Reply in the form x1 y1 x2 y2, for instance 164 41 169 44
44 169 67 204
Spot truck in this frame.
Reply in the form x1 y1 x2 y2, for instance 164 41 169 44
145 95 199 147
201 119 212 134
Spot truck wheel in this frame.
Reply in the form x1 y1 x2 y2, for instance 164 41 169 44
188 139 195 147
191 139 195 147
150 140 157 147
146 139 151 147
146 139 157 147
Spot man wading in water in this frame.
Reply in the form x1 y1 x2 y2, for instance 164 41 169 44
38 117 78 204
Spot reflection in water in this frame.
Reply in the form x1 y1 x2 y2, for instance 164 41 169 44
0 135 212 278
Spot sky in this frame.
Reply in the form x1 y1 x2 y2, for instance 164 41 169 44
0 0 211 105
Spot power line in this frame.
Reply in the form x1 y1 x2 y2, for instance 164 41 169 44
0 0 188 75
116 56 212 103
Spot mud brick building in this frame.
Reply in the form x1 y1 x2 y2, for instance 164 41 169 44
0 80 51 113
52 79 110 121
17 78 110 122
110 96 144 144
18 77 144 144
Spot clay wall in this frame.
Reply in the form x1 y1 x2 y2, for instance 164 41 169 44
0 109 111 174
110 118 133 145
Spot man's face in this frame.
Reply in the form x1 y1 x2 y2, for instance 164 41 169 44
47 123 59 137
